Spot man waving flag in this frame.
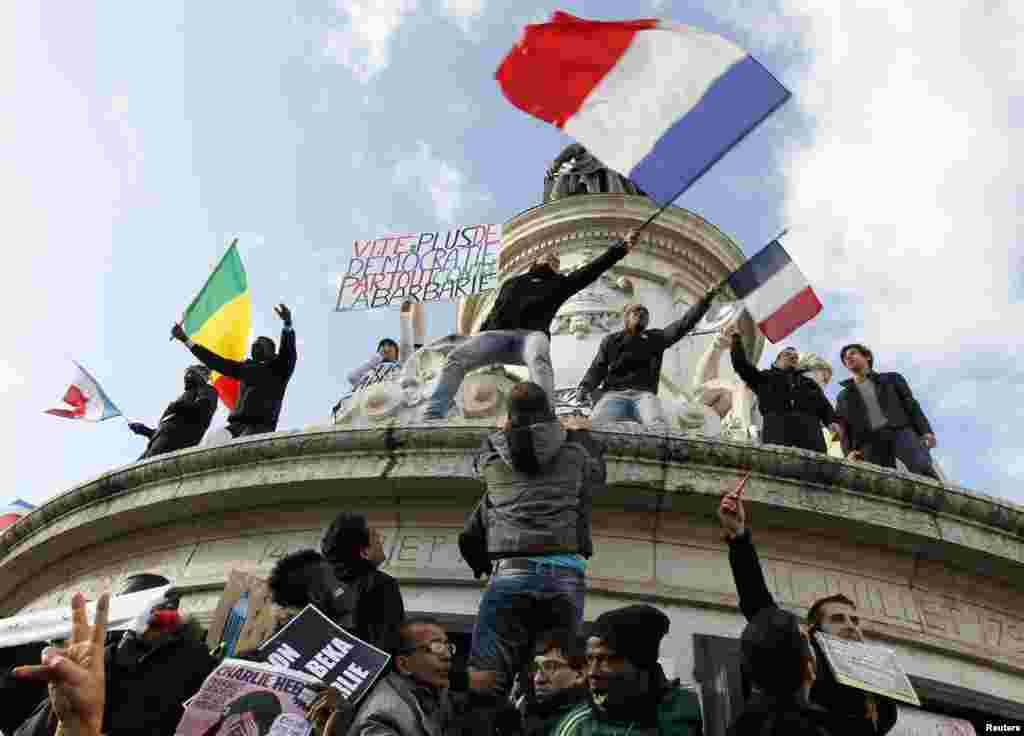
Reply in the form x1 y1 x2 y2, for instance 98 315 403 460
496 11 791 205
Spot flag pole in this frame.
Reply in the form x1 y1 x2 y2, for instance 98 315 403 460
172 238 239 340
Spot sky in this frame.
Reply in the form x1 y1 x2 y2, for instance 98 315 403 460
2 0 1022 508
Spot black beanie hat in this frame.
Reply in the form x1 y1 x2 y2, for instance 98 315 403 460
119 573 170 596
591 604 670 669
740 607 808 697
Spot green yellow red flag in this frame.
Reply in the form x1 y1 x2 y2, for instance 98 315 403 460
182 240 251 409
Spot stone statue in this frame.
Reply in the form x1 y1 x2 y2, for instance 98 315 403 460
544 143 646 202
693 328 760 442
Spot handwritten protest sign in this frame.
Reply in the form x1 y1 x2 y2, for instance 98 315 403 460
336 223 501 311
258 605 390 705
0 585 171 648
206 570 278 656
174 658 324 736
814 632 921 706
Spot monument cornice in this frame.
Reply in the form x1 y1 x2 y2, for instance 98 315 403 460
2 426 1021 594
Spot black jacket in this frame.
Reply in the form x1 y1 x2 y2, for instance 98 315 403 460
141 383 218 457
579 291 716 396
480 242 629 337
521 685 588 736
727 531 898 735
730 335 834 452
332 559 406 657
835 372 932 454
14 621 216 736
727 692 875 736
189 325 297 430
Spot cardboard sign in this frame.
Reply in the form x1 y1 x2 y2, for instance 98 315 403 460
175 658 324 736
890 706 977 736
258 605 390 705
814 632 921 706
336 223 501 311
0 585 171 648
206 570 278 655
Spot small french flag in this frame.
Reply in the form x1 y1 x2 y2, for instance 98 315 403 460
496 12 791 204
727 239 822 343
45 360 122 422
0 499 34 532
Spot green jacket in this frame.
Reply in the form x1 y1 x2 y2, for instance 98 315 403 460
551 686 702 736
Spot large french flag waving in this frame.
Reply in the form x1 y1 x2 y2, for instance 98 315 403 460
496 12 791 204
727 239 822 343
45 360 122 422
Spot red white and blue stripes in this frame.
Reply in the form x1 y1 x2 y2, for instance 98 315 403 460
45 360 122 422
727 239 821 343
496 11 791 204
0 499 34 532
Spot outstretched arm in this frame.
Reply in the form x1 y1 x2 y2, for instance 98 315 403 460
661 284 721 347
559 231 637 297
172 321 247 379
275 304 297 379
729 333 762 389
719 489 778 620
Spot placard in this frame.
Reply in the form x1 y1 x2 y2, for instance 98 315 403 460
258 605 390 705
814 632 921 706
206 570 278 656
336 223 501 311
174 658 324 736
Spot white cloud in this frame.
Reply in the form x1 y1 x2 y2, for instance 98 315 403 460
324 0 418 83
392 141 490 224
439 0 486 35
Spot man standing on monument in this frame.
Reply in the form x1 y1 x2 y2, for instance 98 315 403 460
171 303 296 437
728 325 840 452
421 233 637 420
128 364 218 458
717 487 898 734
835 343 939 480
577 289 721 426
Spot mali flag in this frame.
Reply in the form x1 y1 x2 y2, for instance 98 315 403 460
182 240 251 409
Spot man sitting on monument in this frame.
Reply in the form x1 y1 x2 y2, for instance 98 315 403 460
346 301 425 389
717 487 898 734
459 382 603 697
835 343 940 480
577 288 721 426
727 323 840 452
421 232 638 420
552 605 702 736
128 364 218 459
171 303 296 438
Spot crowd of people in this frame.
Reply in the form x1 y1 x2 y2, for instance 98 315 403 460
4 378 906 736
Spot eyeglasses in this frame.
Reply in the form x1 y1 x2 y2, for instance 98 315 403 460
531 657 571 677
404 640 455 657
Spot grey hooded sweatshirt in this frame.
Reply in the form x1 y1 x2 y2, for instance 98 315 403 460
461 421 605 567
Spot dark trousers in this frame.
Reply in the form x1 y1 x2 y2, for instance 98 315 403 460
863 426 939 480
226 422 276 438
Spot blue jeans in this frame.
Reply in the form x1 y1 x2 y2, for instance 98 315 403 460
863 427 939 480
423 329 553 419
468 560 585 696
590 389 666 426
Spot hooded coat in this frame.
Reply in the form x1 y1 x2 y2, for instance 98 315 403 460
141 382 219 457
551 676 702 736
521 685 589 736
727 692 875 736
730 335 834 452
14 619 216 736
330 558 406 658
459 422 604 575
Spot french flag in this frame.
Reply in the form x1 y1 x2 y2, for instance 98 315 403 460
45 360 122 422
0 499 34 533
727 239 822 343
496 12 790 204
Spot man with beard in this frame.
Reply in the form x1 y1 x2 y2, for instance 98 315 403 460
728 325 840 452
422 232 638 420
13 574 216 736
519 630 589 736
718 488 898 734
129 364 218 458
578 289 721 426
172 303 296 438
552 605 702 736
347 617 456 736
